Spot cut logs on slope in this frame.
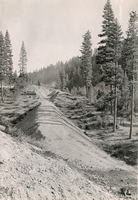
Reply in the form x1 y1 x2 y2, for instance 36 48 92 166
0 86 137 199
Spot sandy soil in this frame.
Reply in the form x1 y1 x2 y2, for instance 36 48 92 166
0 85 137 199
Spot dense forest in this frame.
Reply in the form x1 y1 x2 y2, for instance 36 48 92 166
0 0 138 138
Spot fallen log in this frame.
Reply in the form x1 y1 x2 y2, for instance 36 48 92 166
26 90 36 95
70 111 102 120
70 115 82 119
49 91 59 102
47 90 56 97
81 116 97 123
81 111 102 118
85 121 101 130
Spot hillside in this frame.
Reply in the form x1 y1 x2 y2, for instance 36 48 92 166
0 85 137 199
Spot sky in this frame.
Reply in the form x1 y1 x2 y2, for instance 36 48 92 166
0 0 138 73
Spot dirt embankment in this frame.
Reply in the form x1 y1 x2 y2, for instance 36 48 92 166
0 86 137 200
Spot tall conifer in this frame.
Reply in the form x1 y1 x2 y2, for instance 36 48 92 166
18 41 27 78
126 11 138 138
5 30 13 85
62 67 66 92
97 0 115 65
98 0 123 131
97 0 115 114
120 72 130 114
80 30 92 100
112 19 123 132
0 32 6 102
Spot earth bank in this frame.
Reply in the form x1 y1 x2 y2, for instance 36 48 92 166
0 85 137 200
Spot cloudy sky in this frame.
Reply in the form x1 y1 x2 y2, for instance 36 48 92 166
0 0 138 72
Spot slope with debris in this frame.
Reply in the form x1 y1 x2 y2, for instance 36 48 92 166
0 85 137 199
51 90 138 167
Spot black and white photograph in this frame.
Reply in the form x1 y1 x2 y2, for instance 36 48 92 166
0 0 138 199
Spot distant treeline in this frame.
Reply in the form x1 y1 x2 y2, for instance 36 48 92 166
28 53 100 89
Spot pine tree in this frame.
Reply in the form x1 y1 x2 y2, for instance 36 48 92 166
97 0 115 114
80 30 92 100
119 72 130 116
13 70 18 83
5 30 13 86
56 71 62 90
0 32 6 102
97 0 115 65
61 67 66 91
18 41 27 78
112 19 123 132
57 64 67 91
121 38 130 74
74 65 80 91
97 0 124 132
126 11 138 139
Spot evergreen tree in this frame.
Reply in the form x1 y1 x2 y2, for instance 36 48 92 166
74 65 80 91
80 30 92 100
0 32 6 102
92 48 101 86
56 71 62 90
18 41 27 78
126 11 138 139
13 70 18 83
38 80 40 86
118 72 130 116
65 73 69 89
97 0 115 65
112 19 123 132
97 0 115 114
97 0 123 132
5 30 13 86
121 38 130 74
61 66 66 91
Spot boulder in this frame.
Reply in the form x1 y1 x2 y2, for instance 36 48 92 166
0 125 6 131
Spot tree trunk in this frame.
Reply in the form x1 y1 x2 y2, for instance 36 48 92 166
111 99 113 115
1 80 4 102
129 83 134 139
110 85 113 115
113 83 117 132
77 85 79 92
87 85 91 101
86 85 88 98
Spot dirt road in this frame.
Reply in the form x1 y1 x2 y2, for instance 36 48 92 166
0 86 137 199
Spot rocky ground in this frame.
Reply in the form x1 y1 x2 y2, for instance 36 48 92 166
0 85 137 200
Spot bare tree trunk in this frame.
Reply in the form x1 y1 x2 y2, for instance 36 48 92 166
113 83 117 132
86 85 88 98
87 85 91 101
111 100 113 114
110 85 113 115
1 80 4 102
113 63 118 132
129 82 134 139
